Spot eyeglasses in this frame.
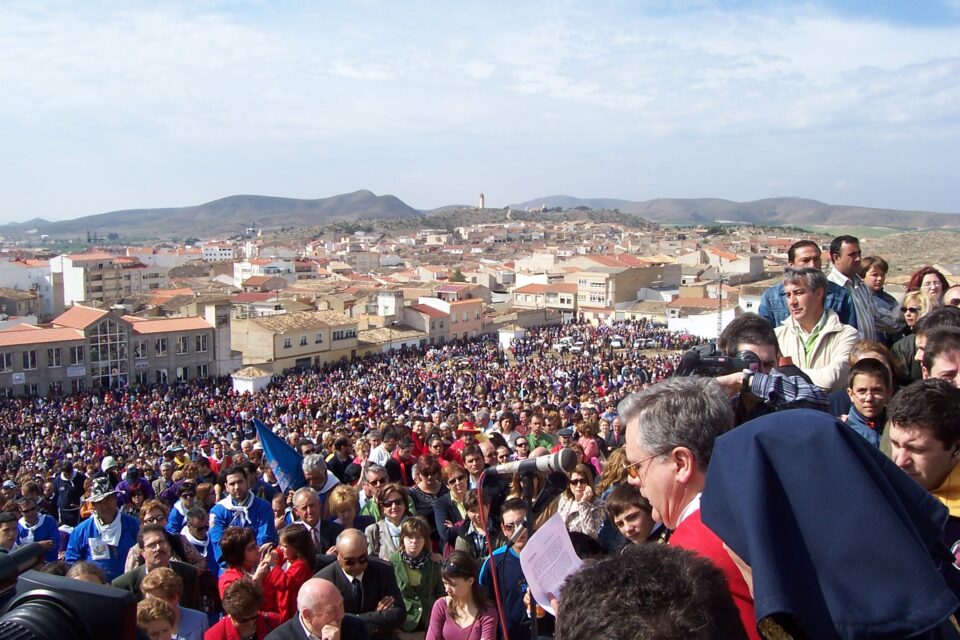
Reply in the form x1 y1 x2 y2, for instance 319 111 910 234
342 554 368 567
191 524 210 532
143 515 166 524
447 475 467 485
143 539 170 550
569 478 588 486
441 561 461 573
180 493 195 499
20 506 37 514
902 307 921 314
502 521 525 532
421 471 438 478
380 498 404 509
515 441 529 448
625 454 658 481
367 477 388 487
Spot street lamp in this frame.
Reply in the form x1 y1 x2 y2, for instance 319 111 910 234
390 320 399 352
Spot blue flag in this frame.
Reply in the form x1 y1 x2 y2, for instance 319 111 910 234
253 418 305 492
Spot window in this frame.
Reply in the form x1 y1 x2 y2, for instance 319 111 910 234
332 329 357 341
134 340 148 359
135 371 149 385
195 334 208 352
315 332 323 344
197 364 208 378
71 379 85 394
70 346 84 365
176 367 188 382
177 336 189 355
283 337 292 349
155 369 168 385
26 383 39 396
299 335 307 346
47 348 62 368
0 353 11 373
155 338 168 356
49 381 62 395
22 350 37 370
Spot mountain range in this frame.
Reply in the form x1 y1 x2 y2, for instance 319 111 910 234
2 191 959 240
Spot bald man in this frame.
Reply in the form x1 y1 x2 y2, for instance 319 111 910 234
265 578 369 640
315 529 404 639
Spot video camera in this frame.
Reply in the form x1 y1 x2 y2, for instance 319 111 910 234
0 543 137 640
673 342 762 377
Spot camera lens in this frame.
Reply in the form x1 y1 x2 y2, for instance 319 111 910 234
0 598 82 640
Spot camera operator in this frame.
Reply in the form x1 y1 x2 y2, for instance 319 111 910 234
712 314 830 424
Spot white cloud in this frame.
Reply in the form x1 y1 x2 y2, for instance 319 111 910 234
1 0 960 220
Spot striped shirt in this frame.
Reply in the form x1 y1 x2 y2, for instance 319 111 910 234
827 269 902 342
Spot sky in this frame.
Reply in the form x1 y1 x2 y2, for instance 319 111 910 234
1 0 959 225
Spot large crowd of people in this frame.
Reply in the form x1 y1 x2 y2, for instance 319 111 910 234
2 234 960 640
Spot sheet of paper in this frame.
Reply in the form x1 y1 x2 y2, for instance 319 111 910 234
519 512 583 616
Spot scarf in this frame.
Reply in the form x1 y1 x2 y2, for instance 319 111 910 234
385 519 402 548
218 492 254 528
181 526 210 557
94 512 122 546
18 514 48 543
173 500 188 519
933 461 960 518
401 548 431 571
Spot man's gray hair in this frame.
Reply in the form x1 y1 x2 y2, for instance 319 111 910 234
364 463 386 481
292 486 319 505
617 377 734 470
302 454 327 475
783 266 828 297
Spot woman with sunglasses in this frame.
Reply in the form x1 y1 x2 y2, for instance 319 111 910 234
366 482 411 560
409 455 449 549
435 463 470 551
425 550 497 640
557 464 605 538
427 435 452 467
204 577 280 640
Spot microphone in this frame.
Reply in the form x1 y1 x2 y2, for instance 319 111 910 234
531 471 569 516
486 449 578 476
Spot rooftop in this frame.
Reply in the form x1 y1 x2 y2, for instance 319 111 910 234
250 310 355 333
53 305 109 329
0 326 84 347
123 316 214 335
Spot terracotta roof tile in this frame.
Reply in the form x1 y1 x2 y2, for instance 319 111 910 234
0 327 84 347
126 316 213 334
53 306 108 329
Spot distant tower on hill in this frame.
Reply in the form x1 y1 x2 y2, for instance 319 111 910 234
478 193 485 209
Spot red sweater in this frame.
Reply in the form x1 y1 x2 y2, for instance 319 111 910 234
219 567 279 614
203 612 280 640
669 508 760 640
265 549 313 621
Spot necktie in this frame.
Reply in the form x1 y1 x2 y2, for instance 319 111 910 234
312 527 322 552
352 577 363 608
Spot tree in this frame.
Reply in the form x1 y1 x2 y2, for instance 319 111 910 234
450 268 467 282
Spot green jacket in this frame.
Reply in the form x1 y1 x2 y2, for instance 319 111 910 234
389 550 444 632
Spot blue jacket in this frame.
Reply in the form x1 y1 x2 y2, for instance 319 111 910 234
17 513 60 563
844 405 884 448
209 493 277 571
166 499 189 536
758 281 857 328
65 512 140 582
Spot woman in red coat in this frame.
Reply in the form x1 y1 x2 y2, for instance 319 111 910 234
205 578 280 640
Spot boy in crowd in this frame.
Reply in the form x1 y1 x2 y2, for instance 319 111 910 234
604 484 657 549
844 358 893 447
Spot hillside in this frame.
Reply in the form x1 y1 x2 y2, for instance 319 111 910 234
0 190 420 239
509 195 960 229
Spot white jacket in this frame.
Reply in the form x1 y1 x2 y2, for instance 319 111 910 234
776 309 859 392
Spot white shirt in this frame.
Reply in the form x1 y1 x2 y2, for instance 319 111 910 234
676 493 702 528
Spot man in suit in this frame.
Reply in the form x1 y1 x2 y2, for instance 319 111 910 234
111 523 200 609
266 577 368 640
314 529 404 640
620 377 760 640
